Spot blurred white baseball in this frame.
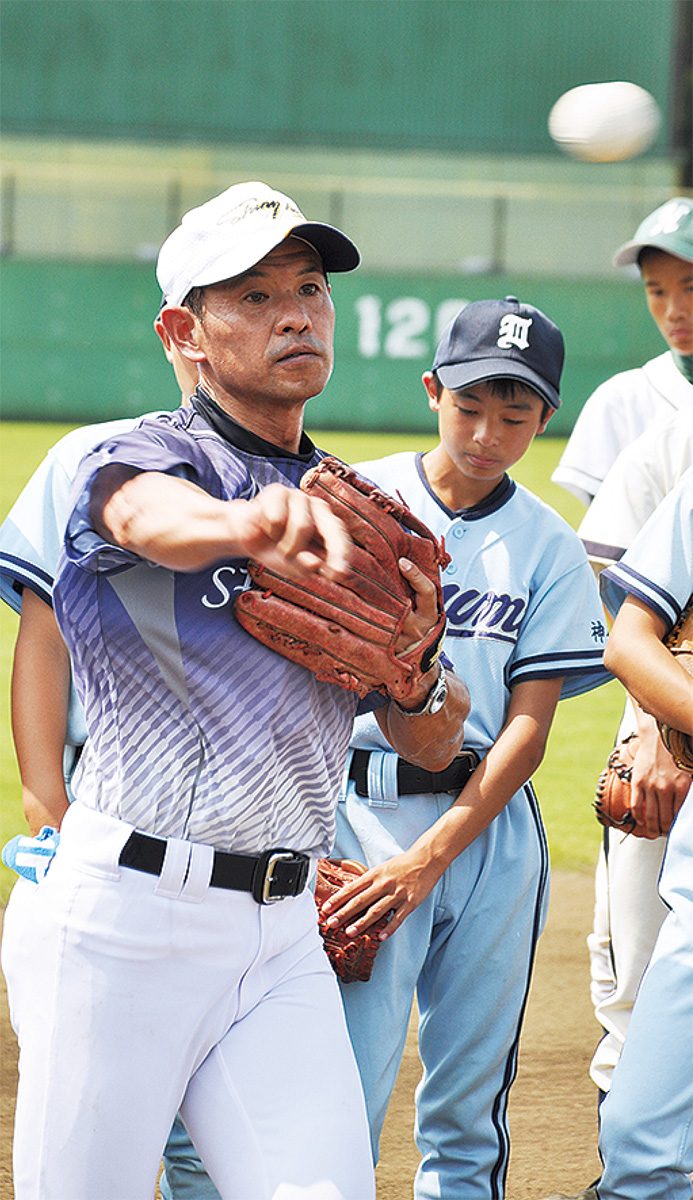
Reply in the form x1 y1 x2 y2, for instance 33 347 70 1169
548 82 661 162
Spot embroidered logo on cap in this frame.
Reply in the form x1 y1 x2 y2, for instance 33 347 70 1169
497 315 532 351
216 197 303 226
648 199 690 238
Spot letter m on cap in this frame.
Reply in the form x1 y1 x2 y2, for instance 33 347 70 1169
497 315 532 350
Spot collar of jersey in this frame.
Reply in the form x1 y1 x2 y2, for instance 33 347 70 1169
414 453 516 520
191 386 317 462
672 351 693 384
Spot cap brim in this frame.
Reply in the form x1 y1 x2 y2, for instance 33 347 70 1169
190 222 359 288
612 239 647 266
436 359 561 411
291 222 360 272
613 237 693 266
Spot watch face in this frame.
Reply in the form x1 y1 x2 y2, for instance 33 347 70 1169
428 672 447 714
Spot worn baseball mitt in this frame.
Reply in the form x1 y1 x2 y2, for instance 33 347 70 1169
657 596 693 774
234 457 450 700
594 734 646 836
314 858 389 983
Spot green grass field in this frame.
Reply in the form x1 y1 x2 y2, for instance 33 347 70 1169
0 422 624 903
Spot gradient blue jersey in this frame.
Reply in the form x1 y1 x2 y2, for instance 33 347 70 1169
350 451 610 756
53 400 360 857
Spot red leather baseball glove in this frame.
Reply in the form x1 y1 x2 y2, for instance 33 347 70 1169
657 598 693 774
594 734 646 836
234 457 449 701
314 858 389 983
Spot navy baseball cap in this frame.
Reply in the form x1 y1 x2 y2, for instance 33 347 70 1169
431 296 564 411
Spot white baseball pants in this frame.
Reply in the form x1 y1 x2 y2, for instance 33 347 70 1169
1 802 374 1200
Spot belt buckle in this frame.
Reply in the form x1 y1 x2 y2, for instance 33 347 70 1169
255 849 309 905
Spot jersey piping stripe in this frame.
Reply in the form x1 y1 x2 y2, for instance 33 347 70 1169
581 537 625 563
489 781 549 1196
446 628 519 643
0 554 54 605
414 453 516 520
603 563 680 629
513 667 608 687
516 649 605 666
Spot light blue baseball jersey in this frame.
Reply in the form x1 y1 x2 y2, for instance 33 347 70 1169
350 452 610 756
596 470 693 1200
0 416 163 751
600 465 693 636
53 398 361 856
600 464 693 907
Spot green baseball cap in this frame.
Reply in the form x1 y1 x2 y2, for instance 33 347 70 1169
613 196 693 266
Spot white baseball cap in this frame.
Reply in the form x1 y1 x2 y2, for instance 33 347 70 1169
157 181 360 306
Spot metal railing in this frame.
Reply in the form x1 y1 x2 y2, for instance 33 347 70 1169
0 145 681 277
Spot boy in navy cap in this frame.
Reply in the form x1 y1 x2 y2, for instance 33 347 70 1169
321 298 611 1199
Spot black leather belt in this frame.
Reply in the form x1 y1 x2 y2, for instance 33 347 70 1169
119 832 310 905
349 748 480 798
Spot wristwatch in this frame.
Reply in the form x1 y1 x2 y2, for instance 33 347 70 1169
398 659 448 717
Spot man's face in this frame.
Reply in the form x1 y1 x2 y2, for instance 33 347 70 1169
640 250 693 356
191 238 335 417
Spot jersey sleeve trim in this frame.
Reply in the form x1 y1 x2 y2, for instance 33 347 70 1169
508 649 611 699
600 562 680 630
580 537 625 564
0 553 53 611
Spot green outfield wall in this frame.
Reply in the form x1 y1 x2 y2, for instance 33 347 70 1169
1 261 663 435
0 0 673 156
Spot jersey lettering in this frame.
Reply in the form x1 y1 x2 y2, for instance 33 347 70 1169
201 564 246 609
444 583 526 639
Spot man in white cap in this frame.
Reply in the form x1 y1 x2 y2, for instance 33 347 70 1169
0 181 470 1200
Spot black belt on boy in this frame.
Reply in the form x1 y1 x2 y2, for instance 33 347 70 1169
348 748 480 800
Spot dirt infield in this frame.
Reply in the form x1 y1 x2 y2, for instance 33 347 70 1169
0 870 602 1198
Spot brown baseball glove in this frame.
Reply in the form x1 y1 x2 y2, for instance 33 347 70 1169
234 457 450 700
594 734 647 836
314 858 390 983
657 597 693 774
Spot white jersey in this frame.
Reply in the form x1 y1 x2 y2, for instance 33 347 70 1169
579 409 693 569
552 352 693 505
0 416 161 749
350 453 610 757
